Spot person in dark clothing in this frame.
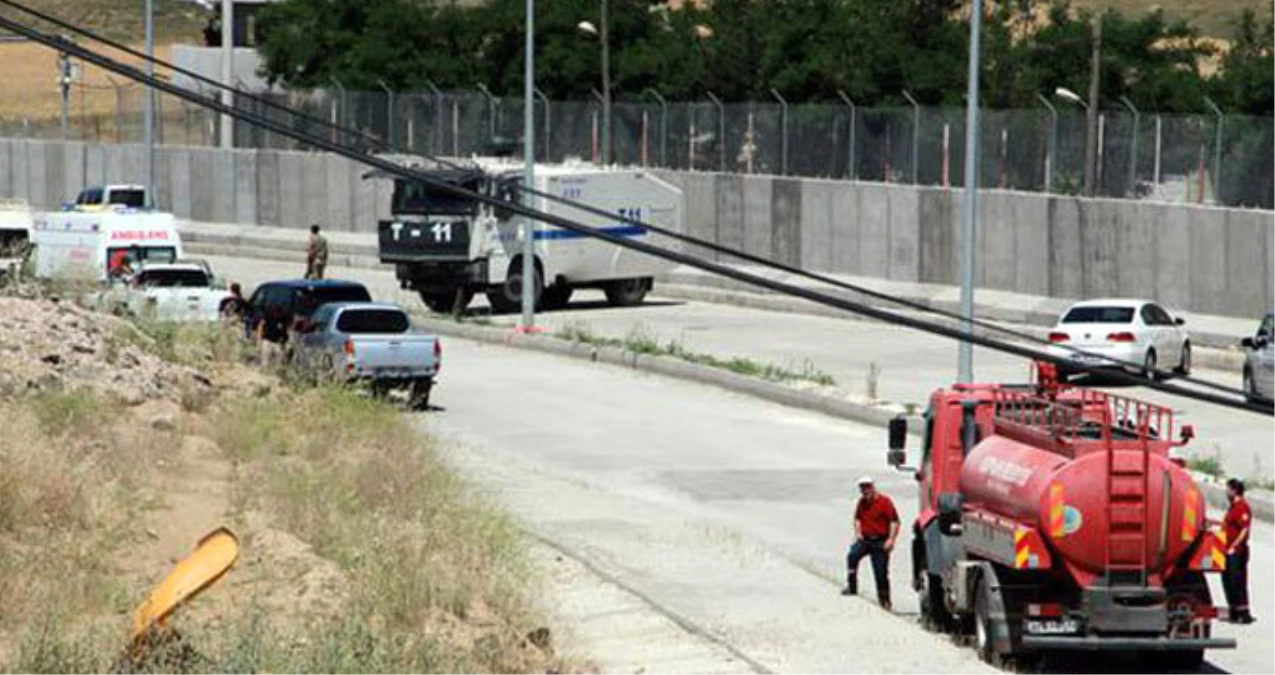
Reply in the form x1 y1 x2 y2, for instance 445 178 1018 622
842 475 900 609
1223 478 1254 624
219 282 248 326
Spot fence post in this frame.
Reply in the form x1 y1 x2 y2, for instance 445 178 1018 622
705 91 725 172
534 87 550 162
999 127 1008 189
640 110 649 167
377 79 394 148
328 77 345 145
1119 96 1139 196
837 90 856 180
1153 114 1161 186
452 99 459 156
591 89 605 163
942 123 950 188
1204 97 1223 203
477 83 498 141
770 89 788 175
902 90 920 184
642 88 668 168
425 80 441 155
1096 113 1105 192
1036 93 1057 193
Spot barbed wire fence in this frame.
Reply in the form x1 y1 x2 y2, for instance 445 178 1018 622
2 86 1270 209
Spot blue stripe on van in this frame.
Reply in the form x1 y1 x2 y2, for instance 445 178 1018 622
532 225 648 241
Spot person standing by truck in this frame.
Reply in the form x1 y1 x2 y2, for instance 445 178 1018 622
1223 478 1254 624
842 476 899 609
305 224 329 279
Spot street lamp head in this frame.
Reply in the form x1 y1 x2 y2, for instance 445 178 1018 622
1054 87 1086 108
577 20 598 36
692 24 713 39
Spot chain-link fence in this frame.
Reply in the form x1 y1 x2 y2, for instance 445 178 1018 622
6 86 1271 209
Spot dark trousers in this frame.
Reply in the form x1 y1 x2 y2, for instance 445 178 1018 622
1223 549 1250 616
846 536 891 602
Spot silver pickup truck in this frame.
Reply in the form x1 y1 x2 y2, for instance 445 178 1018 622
292 302 440 409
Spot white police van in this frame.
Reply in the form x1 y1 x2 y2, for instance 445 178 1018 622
375 156 684 313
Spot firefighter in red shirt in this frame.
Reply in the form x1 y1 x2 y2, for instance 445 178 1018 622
842 475 899 609
1223 478 1255 624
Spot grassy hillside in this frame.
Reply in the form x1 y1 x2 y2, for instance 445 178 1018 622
11 0 207 44
1072 0 1269 39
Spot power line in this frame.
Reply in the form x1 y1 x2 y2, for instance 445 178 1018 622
0 7 1265 416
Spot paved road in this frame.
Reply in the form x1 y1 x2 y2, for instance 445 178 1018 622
207 254 1273 483
207 254 1272 672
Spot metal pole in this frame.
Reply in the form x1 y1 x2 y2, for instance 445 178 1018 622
534 87 550 161
1119 95 1139 196
957 0 983 383
770 89 788 175
425 79 441 155
1097 112 1105 191
219 0 233 149
377 78 394 148
477 83 497 140
521 0 536 330
838 90 856 180
1153 114 1161 186
144 0 155 207
902 90 920 184
1036 93 1057 193
1204 97 1223 204
329 77 346 144
59 49 71 141
705 91 724 171
643 88 667 167
1083 14 1101 196
600 0 611 165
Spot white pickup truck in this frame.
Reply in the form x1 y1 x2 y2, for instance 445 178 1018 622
91 261 233 323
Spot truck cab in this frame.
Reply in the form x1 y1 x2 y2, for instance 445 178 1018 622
67 184 150 211
887 370 1233 667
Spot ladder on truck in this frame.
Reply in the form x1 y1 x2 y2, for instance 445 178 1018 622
1103 396 1165 586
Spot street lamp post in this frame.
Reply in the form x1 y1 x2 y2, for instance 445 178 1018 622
144 0 155 207
219 0 233 149
643 87 668 167
521 0 536 330
957 0 983 384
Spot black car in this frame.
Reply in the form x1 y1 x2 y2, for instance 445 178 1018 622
245 279 373 344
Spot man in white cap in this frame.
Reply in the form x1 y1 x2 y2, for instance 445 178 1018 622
842 475 899 609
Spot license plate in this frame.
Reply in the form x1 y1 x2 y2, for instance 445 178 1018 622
1025 619 1080 635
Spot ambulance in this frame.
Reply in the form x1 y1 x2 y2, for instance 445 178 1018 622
32 206 183 282
0 198 34 281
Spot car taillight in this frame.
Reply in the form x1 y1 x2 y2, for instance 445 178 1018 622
1048 332 1069 343
1026 603 1062 618
433 339 442 372
1107 332 1137 343
343 339 355 357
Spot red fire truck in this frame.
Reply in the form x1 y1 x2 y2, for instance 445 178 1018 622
887 366 1235 667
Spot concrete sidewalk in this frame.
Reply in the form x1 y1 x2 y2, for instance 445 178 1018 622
179 219 1261 353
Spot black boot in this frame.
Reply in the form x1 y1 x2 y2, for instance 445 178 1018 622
841 575 857 596
879 588 892 611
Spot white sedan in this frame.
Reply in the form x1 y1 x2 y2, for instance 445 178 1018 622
1047 299 1191 379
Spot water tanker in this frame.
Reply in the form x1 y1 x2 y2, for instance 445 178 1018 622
885 367 1233 668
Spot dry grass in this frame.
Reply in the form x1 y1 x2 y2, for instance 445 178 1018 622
0 306 568 673
210 387 560 673
0 390 168 669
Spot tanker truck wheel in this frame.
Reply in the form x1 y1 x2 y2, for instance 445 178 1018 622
919 573 953 632
973 575 1007 666
604 277 652 307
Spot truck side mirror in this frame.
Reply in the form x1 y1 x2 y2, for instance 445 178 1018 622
1174 317 1185 326
1242 337 1255 349
887 416 907 468
1179 424 1195 444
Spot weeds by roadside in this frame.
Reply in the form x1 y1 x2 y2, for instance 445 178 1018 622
558 321 836 387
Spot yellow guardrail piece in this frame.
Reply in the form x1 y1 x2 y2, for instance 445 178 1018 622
129 527 239 645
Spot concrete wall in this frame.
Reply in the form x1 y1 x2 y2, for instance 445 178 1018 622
0 137 1269 318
